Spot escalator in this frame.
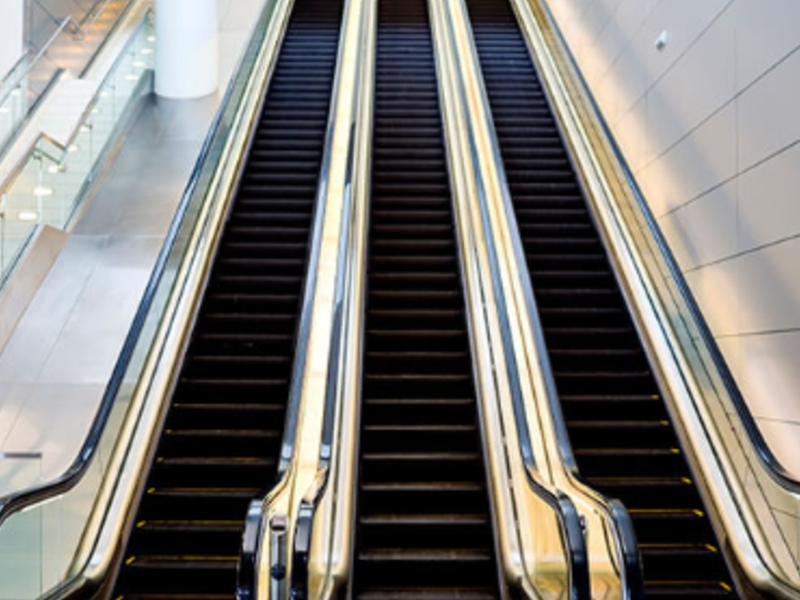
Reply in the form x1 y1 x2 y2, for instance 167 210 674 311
111 0 343 597
463 0 739 598
352 0 501 598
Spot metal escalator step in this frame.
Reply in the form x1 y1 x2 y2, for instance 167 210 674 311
118 557 237 594
628 509 716 545
355 2 500 596
583 477 702 510
358 587 496 600
643 581 737 598
128 520 243 555
357 549 496 588
359 513 492 549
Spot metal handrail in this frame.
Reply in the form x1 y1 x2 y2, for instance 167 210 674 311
236 0 343 593
0 11 150 208
28 0 124 42
432 0 592 597
0 16 70 107
78 0 137 78
238 0 369 597
28 0 80 39
75 0 119 37
0 2 294 589
0 0 136 164
285 0 590 594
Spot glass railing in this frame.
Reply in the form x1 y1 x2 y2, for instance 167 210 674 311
0 11 153 288
25 0 74 56
0 0 135 161
0 0 288 597
0 25 68 158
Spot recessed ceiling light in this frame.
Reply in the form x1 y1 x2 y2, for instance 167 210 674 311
33 185 54 197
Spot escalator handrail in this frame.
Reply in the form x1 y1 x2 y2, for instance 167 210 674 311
513 0 800 596
283 0 374 596
462 62 592 600
238 0 371 597
431 1 591 598
0 0 294 596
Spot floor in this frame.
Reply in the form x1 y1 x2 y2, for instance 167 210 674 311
0 0 268 493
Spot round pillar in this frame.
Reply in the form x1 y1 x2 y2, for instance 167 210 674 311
155 0 218 99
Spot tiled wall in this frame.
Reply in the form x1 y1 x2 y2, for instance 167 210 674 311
543 0 800 476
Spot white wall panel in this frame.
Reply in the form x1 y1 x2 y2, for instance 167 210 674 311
683 180 738 267
735 0 800 92
737 49 800 170
738 143 800 253
0 0 24 80
739 331 800 422
737 237 800 333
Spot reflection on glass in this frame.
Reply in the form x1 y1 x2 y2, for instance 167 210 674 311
0 15 155 288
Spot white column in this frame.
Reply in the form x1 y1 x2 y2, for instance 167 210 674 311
155 0 219 99
0 0 24 79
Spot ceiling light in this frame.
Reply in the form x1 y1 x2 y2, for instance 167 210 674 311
33 185 54 197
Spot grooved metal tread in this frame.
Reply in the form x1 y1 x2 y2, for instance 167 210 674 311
353 1 500 599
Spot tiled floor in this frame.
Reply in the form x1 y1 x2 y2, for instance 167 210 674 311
0 0 267 492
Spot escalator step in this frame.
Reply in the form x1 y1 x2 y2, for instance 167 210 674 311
354 1 500 598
